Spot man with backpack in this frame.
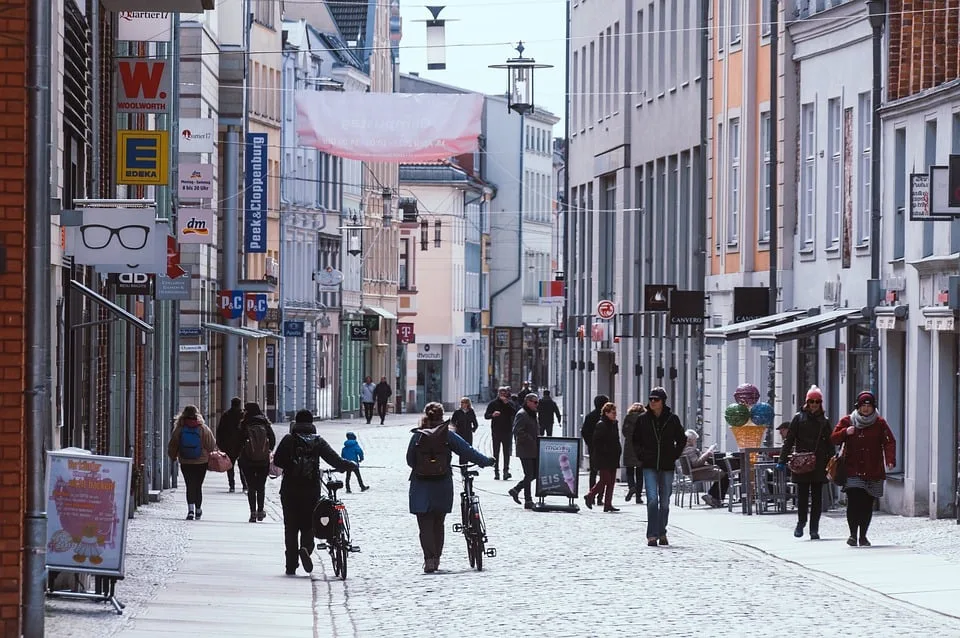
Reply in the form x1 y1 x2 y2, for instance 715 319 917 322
272 409 357 576
239 402 277 523
407 402 494 573
216 397 246 493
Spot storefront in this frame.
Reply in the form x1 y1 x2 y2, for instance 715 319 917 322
339 310 364 417
416 343 443 411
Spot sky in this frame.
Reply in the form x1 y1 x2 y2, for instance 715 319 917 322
397 0 567 129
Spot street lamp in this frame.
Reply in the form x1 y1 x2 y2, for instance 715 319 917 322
381 188 394 227
339 214 372 257
866 0 885 392
488 41 553 115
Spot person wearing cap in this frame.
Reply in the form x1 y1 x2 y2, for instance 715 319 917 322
831 391 896 547
508 393 541 509
777 385 835 540
632 387 686 546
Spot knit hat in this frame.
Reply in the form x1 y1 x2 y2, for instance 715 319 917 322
294 409 313 424
856 391 876 407
805 386 823 402
244 402 263 416
776 421 790 431
649 387 668 403
524 393 540 402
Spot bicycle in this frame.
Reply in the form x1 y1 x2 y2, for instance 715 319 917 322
314 468 360 580
451 463 496 571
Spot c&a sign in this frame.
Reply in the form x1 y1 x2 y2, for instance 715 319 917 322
117 130 169 185
115 58 171 113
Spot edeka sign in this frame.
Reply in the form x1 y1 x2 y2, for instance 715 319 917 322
535 437 582 498
115 59 170 114
244 133 267 253
117 130 168 185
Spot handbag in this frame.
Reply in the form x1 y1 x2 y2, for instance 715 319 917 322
268 453 283 479
787 452 817 474
207 449 233 473
826 443 847 486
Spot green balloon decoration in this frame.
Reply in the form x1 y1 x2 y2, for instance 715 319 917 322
724 402 750 427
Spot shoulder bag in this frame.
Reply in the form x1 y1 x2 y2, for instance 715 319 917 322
787 422 822 475
826 442 847 486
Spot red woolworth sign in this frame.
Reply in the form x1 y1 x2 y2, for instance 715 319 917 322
115 59 171 113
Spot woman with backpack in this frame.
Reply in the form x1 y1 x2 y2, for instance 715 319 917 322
239 402 277 523
167 405 216 520
407 402 495 574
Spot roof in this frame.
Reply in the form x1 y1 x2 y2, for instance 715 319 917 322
328 0 370 49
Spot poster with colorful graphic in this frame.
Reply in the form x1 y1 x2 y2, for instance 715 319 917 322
536 437 582 498
45 451 133 577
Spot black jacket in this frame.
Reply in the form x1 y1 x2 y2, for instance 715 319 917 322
451 408 478 441
215 407 243 457
374 381 392 403
238 414 277 466
591 416 622 470
778 408 835 484
632 406 686 471
484 398 517 434
513 407 539 459
273 422 354 497
537 398 561 427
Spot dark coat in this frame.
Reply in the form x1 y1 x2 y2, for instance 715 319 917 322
591 416 622 470
238 414 277 467
273 421 354 497
451 408 478 444
537 398 561 427
484 398 516 435
406 427 493 514
512 407 539 459
374 381 392 403
215 407 244 457
778 408 835 484
632 406 686 471
621 412 642 467
830 415 896 481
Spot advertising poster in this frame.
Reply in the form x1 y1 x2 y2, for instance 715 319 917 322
45 451 133 577
536 437 581 498
244 132 268 253
177 163 214 199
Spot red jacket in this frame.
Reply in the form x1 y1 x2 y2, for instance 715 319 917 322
830 416 896 481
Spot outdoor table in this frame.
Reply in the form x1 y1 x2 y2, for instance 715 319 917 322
737 447 785 515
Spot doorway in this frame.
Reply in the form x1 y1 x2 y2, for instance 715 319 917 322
416 359 443 411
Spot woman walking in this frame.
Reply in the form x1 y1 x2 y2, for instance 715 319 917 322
778 386 835 540
583 403 622 512
167 405 216 520
407 402 494 573
621 403 644 504
239 402 277 523
451 397 479 446
831 391 896 547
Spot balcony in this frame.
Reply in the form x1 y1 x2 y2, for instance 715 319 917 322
102 0 214 10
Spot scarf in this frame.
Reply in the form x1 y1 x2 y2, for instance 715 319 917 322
850 409 878 429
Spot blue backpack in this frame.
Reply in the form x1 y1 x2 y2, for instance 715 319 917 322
180 425 202 460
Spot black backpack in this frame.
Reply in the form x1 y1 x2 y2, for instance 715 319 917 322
285 434 319 483
413 421 452 479
243 420 271 463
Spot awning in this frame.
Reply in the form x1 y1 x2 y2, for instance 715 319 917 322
704 310 807 345
749 308 867 344
363 306 397 320
69 280 154 334
202 323 269 340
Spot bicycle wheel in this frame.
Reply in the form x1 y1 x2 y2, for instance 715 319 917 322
474 535 484 571
330 545 341 577
466 538 476 568
336 538 348 580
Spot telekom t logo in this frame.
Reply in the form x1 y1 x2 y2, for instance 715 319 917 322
118 61 167 100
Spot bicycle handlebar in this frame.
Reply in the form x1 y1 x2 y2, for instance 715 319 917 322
453 462 481 469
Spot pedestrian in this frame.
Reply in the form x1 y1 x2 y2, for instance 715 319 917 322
341 432 370 493
374 376 392 424
238 402 277 523
451 397 479 446
272 409 356 576
633 387 686 546
830 391 896 547
680 430 728 508
361 376 376 424
519 381 533 399
484 387 516 480
537 389 562 437
581 394 609 492
407 402 494 573
583 402 622 512
215 396 246 493
776 385 835 540
508 393 541 509
621 402 645 504
167 405 216 521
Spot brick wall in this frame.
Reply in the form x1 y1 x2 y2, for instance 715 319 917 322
888 0 960 101
0 0 28 635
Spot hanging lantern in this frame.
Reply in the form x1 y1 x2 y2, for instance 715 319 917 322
338 214 371 257
488 41 553 115
381 188 393 227
434 219 442 247
420 219 429 251
425 6 447 70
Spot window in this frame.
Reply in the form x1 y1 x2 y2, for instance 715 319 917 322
718 0 725 53
923 119 937 257
253 0 273 28
598 30 606 119
481 273 489 310
572 50 579 128
613 22 620 112
669 3 677 88
605 26 613 116
762 0 772 36
636 10 644 102
893 128 906 259
658 0 666 94
730 0 742 45
399 239 409 289
800 103 816 247
857 92 871 245
716 121 724 254
681 0 690 82
647 6 655 96
588 42 595 123
759 111 771 242
727 117 740 245
827 98 842 247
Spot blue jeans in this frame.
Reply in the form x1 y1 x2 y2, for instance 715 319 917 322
643 469 674 539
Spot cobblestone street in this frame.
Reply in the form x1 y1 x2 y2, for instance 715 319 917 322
47 415 960 637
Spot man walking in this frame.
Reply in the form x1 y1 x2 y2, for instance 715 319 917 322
509 393 541 509
633 387 686 547
484 387 516 480
374 376 392 425
361 376 376 424
216 397 246 493
537 390 562 437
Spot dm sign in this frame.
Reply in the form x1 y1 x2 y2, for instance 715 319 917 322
117 130 169 185
177 208 214 245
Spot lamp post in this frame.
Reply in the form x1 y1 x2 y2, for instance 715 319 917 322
866 0 885 392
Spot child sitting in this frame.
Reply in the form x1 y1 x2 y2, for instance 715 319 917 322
341 432 370 493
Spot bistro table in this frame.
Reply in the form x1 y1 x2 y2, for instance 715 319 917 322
737 447 794 515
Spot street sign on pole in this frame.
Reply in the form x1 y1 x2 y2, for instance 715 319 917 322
596 300 616 320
